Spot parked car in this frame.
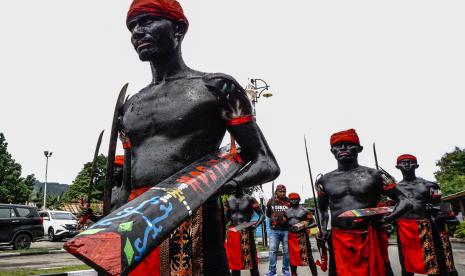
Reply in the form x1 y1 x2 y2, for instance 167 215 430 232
0 204 44 249
38 210 79 241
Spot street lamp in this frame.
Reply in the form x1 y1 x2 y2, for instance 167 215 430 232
245 78 273 246
245 78 273 110
43 151 53 210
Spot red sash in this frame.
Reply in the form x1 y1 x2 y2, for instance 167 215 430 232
224 226 257 270
397 218 439 274
331 224 385 276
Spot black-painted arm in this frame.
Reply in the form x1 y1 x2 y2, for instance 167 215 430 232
223 198 231 223
266 199 272 218
251 197 265 227
316 177 329 238
204 74 280 190
379 171 413 223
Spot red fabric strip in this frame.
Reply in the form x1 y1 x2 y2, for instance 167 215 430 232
383 182 397 191
288 232 303 266
128 186 151 201
331 226 385 276
397 219 426 274
123 140 132 149
227 115 254 126
225 227 244 270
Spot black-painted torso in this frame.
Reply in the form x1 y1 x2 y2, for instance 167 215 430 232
121 72 224 188
225 191 264 227
285 205 313 232
397 178 438 219
317 142 412 235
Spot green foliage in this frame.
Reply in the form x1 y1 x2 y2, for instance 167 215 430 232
454 221 465 239
0 133 35 204
435 147 465 196
64 154 107 203
303 197 316 208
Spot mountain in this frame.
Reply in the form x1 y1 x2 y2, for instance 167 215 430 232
32 181 69 198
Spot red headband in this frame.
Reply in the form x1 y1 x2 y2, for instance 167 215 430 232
330 128 360 146
288 193 300 200
127 0 189 30
115 155 124 167
397 154 417 164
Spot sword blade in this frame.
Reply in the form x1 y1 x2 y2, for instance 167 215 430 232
104 83 128 215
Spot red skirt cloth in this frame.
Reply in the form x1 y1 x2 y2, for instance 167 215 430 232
225 226 258 270
288 231 312 267
397 218 439 275
331 224 385 276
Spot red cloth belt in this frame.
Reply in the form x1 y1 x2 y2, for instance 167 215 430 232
331 225 385 276
128 185 161 276
227 115 254 126
397 218 437 274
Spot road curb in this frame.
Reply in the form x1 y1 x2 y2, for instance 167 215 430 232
0 249 66 258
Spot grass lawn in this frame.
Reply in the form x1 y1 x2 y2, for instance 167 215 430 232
0 265 91 276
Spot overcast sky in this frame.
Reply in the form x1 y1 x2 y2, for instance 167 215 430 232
1 1 464 200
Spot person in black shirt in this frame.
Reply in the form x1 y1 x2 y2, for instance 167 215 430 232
265 184 291 276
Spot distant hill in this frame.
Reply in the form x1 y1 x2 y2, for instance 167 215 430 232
32 181 69 198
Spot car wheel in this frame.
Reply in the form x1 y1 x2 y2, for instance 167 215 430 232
48 228 56 241
13 233 31 250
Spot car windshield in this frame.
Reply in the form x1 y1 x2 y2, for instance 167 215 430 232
51 212 76 220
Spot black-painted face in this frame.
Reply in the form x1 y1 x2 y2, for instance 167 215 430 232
330 142 363 162
128 14 181 61
113 166 123 184
396 159 419 174
289 198 300 206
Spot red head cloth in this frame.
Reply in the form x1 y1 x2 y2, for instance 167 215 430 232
114 155 124 167
397 154 417 164
288 193 300 200
330 128 360 146
275 184 286 192
127 0 189 30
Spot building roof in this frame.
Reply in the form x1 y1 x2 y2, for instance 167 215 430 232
443 190 465 201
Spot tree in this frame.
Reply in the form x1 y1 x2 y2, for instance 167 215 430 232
0 133 35 204
435 147 465 196
64 154 107 202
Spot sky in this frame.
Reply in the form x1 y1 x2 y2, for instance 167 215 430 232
1 1 464 201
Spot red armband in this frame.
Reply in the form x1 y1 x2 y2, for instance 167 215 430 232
383 182 397 191
227 115 254 126
123 139 132 149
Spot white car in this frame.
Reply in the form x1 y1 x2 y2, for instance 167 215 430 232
38 210 79 241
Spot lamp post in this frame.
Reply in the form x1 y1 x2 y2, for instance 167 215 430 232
43 151 53 210
245 78 273 246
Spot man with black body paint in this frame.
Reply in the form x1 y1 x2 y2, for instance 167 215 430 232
111 0 280 275
316 129 412 276
224 185 264 276
285 192 318 276
395 154 458 276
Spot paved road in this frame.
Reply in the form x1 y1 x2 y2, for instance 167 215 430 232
0 239 464 275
